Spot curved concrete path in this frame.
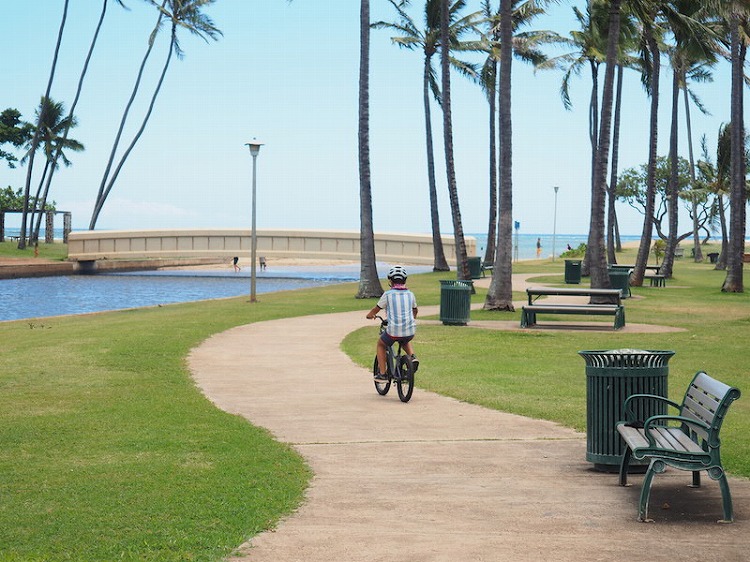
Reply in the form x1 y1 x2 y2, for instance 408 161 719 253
189 277 749 561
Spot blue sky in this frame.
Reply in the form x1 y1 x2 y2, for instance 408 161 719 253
2 0 737 237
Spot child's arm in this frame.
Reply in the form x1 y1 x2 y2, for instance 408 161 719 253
412 306 418 319
366 305 382 319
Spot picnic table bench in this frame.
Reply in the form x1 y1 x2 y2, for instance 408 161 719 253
616 371 741 522
608 264 661 272
644 274 666 287
521 287 625 330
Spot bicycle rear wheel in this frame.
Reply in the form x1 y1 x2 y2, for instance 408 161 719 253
372 357 390 395
396 355 414 403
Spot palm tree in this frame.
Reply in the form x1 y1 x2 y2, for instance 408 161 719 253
484 0 514 309
587 0 624 293
90 0 222 229
440 0 470 281
675 40 719 264
19 0 69 249
356 0 384 298
657 1 717 278
23 98 84 243
479 0 560 267
556 3 607 192
607 62 624 263
33 0 119 242
720 3 749 292
553 1 635 269
373 0 481 272
629 1 664 288
696 129 730 268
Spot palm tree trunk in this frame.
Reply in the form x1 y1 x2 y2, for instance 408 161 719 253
683 73 702 262
356 0 383 299
660 66 681 278
29 161 51 243
716 194 728 270
723 15 745 292
483 60 498 266
439 0 469 281
587 0 621 293
581 59 600 277
35 0 108 242
423 55 449 271
632 25 660 287
90 3 166 230
484 0 514 311
607 64 624 264
19 0 68 249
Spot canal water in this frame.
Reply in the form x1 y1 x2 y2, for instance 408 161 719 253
0 262 432 323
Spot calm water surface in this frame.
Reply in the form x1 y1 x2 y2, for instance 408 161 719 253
0 264 367 323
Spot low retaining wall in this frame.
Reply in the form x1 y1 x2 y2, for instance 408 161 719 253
67 229 476 266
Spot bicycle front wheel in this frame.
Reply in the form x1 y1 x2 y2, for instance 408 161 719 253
396 355 414 403
373 357 390 395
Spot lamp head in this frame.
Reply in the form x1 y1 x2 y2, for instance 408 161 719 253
246 139 264 156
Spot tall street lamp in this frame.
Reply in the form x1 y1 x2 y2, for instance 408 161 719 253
246 139 264 302
552 186 560 262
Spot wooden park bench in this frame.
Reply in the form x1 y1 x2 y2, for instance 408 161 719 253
521 287 625 330
480 261 493 277
616 371 741 522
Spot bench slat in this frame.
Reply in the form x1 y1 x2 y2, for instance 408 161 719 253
691 373 734 402
524 305 619 314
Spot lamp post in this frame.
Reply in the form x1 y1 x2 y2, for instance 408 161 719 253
246 139 264 302
552 186 560 262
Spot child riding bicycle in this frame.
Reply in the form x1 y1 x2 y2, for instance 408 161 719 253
366 265 419 381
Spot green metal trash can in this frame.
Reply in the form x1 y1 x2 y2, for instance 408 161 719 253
468 257 482 279
608 269 631 298
578 349 674 472
439 280 472 325
564 259 582 284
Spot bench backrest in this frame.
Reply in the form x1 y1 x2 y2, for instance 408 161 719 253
679 372 741 450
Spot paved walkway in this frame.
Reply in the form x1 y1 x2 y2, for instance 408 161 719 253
188 276 748 562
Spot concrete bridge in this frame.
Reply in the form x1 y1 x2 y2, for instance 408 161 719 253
67 229 476 267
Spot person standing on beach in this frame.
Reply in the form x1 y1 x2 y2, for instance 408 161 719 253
536 238 542 258
232 256 241 272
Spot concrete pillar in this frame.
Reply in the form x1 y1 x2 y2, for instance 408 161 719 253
45 211 54 243
63 213 72 243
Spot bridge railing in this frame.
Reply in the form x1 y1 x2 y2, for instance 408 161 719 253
67 229 476 266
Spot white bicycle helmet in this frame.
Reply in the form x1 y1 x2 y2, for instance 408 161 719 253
387 265 407 282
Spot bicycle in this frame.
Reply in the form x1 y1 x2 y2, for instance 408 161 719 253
372 315 415 403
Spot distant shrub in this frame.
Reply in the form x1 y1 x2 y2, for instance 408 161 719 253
652 239 666 264
560 243 586 258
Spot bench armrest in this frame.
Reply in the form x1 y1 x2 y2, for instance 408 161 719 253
640 415 711 447
622 393 681 422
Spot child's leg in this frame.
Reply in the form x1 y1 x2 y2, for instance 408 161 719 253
376 338 388 375
403 341 414 356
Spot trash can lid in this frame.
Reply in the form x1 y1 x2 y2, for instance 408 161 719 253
579 349 675 367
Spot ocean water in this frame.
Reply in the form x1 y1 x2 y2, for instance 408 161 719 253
469 233 642 261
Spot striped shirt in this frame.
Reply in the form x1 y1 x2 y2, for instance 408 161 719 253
377 287 417 338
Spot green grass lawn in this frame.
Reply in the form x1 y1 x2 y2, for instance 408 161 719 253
1 247 748 560
0 241 68 261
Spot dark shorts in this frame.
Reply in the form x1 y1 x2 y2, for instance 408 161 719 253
380 332 414 347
